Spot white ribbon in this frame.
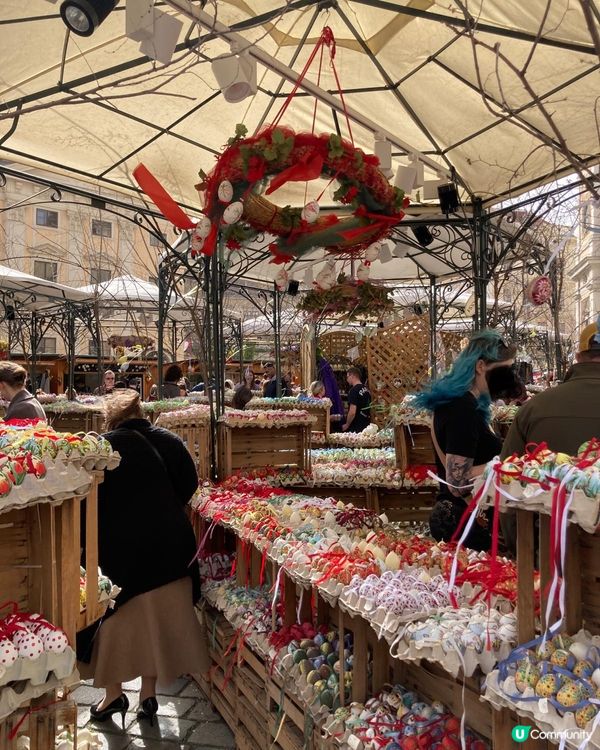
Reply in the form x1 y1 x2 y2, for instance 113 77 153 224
447 466 498 597
543 230 576 274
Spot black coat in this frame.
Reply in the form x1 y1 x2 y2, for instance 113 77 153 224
97 418 200 609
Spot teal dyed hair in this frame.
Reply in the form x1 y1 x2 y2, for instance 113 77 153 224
413 329 515 419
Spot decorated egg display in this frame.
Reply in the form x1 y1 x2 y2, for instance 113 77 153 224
525 275 552 306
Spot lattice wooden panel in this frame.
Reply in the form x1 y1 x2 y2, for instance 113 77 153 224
318 331 359 362
366 316 430 425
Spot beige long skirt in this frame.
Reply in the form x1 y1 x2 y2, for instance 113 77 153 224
79 577 210 687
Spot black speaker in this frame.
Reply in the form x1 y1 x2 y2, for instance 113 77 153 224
438 183 459 214
412 225 433 247
5 305 15 321
287 280 300 296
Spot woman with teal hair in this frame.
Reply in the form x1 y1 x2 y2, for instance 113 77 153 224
414 329 518 551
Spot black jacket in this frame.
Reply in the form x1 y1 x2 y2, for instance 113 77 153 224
97 418 200 609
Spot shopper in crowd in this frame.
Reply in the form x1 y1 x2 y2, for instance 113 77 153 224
263 361 290 397
113 381 128 390
342 367 371 432
503 315 600 455
94 369 116 396
80 389 207 728
413 330 516 551
0 362 46 420
232 385 253 410
224 379 235 391
310 380 326 398
163 364 183 399
500 315 600 554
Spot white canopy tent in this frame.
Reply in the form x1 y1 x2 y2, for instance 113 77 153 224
0 0 597 213
0 263 94 311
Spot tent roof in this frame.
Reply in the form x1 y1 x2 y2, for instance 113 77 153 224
0 263 93 311
78 275 162 306
0 1 598 214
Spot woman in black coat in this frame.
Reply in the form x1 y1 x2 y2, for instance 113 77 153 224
80 389 207 727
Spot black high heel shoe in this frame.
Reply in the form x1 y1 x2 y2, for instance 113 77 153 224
137 697 158 727
90 694 129 729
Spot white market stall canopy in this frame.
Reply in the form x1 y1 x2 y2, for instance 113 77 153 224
78 274 164 309
0 0 598 215
0 263 94 312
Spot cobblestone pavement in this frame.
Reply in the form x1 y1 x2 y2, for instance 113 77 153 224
73 677 235 750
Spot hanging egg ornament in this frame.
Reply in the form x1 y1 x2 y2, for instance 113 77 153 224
301 201 320 224
195 214 212 240
356 262 370 283
315 267 334 291
526 275 552 306
364 243 380 263
217 180 234 203
222 201 244 225
275 267 289 292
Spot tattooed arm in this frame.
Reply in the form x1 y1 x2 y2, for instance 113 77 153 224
445 454 475 498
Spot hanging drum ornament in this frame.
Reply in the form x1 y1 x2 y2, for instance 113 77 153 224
526 275 552 306
364 242 381 263
194 124 409 257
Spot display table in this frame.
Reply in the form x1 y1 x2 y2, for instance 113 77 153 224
155 404 211 480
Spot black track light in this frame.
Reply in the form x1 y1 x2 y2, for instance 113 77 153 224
411 225 434 247
60 0 117 36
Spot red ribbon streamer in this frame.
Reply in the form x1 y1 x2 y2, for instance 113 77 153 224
133 164 195 230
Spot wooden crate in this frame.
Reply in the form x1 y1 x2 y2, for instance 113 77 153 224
77 473 107 633
252 401 330 439
46 412 92 434
217 424 310 480
373 487 436 523
0 502 68 636
0 698 77 750
170 423 210 481
394 423 436 470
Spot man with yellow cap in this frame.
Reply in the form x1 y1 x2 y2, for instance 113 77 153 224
502 315 600 458
500 316 600 554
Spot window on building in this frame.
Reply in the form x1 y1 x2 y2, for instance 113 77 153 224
88 339 105 357
35 208 58 228
91 219 112 238
33 260 58 282
37 337 56 354
149 233 162 247
90 268 112 285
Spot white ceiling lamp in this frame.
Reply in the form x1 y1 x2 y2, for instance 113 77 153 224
408 154 424 190
212 42 257 103
422 178 445 201
374 133 392 178
125 0 183 64
378 242 393 264
393 242 409 259
394 162 417 193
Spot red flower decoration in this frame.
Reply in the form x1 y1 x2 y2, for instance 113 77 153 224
341 186 359 204
268 243 294 265
226 238 241 250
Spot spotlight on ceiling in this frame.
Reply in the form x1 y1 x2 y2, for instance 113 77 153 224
394 162 417 194
211 43 257 103
412 225 434 247
59 0 117 36
438 182 460 214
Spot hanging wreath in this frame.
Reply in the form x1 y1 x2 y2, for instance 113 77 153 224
297 274 394 321
191 124 408 261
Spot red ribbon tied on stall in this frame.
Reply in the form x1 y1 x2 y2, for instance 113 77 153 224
133 164 195 231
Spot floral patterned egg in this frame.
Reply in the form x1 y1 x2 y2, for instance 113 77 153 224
301 201 320 224
515 663 541 693
194 214 212 240
0 637 18 667
13 631 44 660
575 704 598 729
550 649 575 670
556 680 585 708
535 673 563 698
552 634 574 651
537 642 555 660
573 659 595 679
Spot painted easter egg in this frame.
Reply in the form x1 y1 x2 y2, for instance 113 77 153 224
550 649 575 670
573 659 595 679
515 662 541 693
526 275 551 306
301 201 320 224
575 704 599 729
535 673 563 698
222 200 244 225
217 180 233 203
556 680 585 707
